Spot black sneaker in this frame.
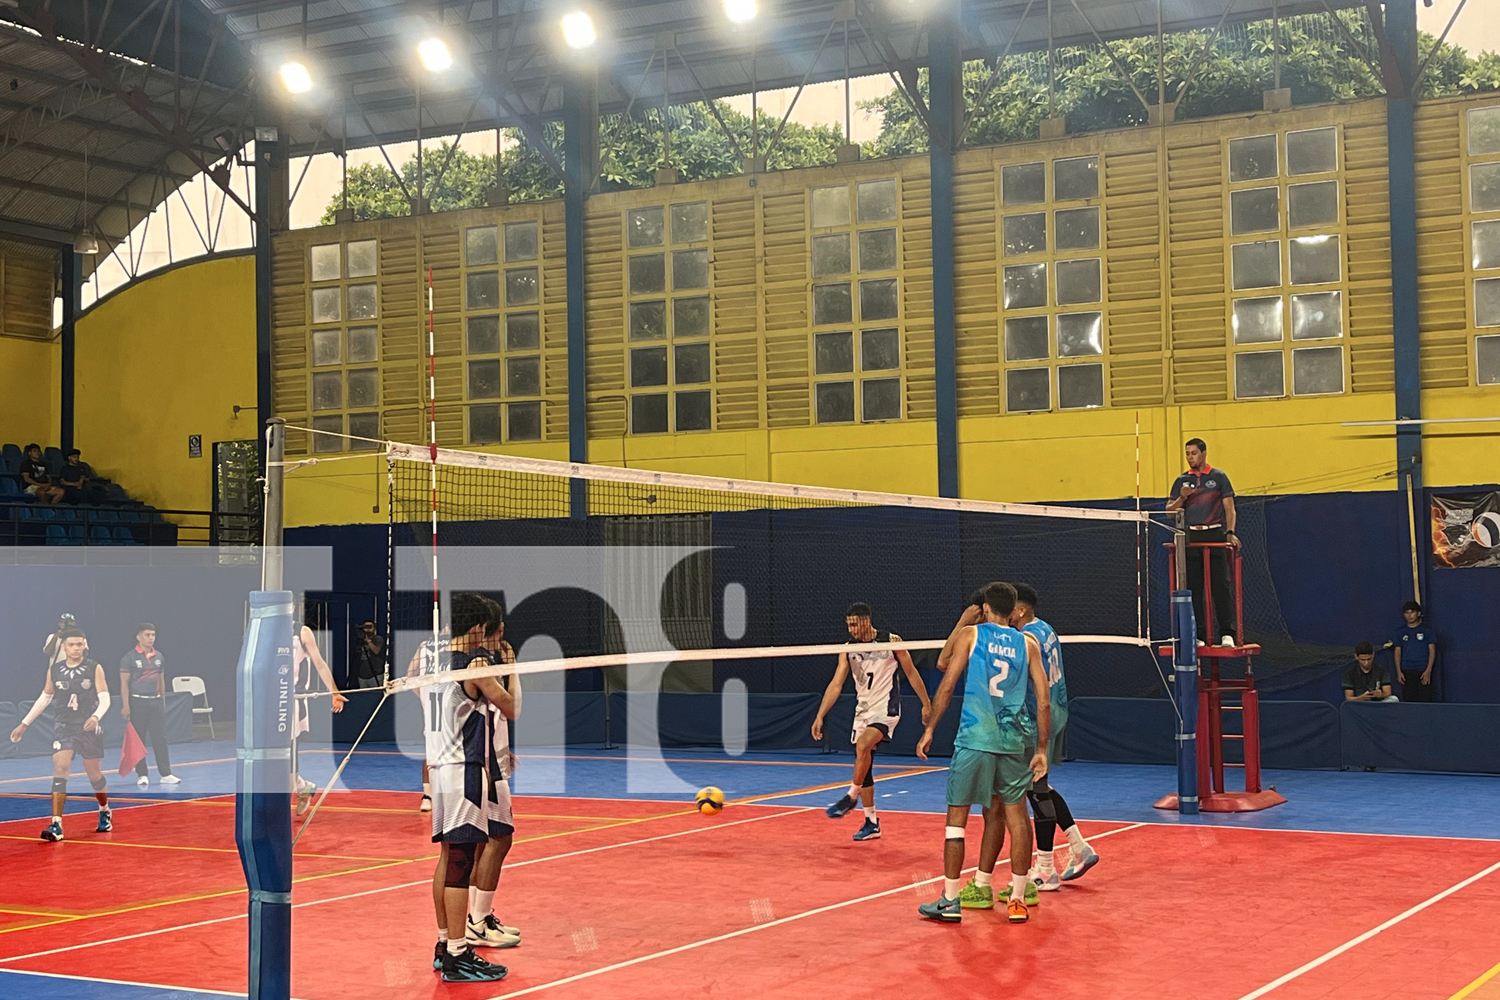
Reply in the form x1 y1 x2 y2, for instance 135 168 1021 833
433 938 445 972
825 793 857 819
441 947 508 983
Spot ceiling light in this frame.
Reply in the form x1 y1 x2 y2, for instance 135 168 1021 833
279 60 313 94
560 11 596 49
73 231 99 255
724 0 757 23
418 37 452 72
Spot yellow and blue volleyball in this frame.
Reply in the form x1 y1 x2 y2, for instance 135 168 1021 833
695 786 726 816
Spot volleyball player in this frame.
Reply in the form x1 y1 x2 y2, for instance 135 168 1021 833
292 619 347 816
1012 583 1098 888
916 584 1049 924
427 593 515 983
467 597 522 950
408 625 452 813
812 602 931 842
9 629 114 842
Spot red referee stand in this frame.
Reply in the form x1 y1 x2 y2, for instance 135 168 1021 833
1155 539 1287 813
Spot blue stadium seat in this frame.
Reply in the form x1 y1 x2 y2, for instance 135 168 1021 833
95 510 118 524
89 525 113 544
43 447 63 475
106 483 128 502
0 444 19 473
113 526 140 545
66 525 85 544
0 476 19 498
45 524 67 545
52 508 78 522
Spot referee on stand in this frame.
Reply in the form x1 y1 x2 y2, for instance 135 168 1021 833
1166 438 1239 646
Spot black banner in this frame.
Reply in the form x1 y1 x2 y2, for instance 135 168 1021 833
1431 491 1500 569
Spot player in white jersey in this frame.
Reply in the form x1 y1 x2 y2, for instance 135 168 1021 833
408 626 451 813
465 596 522 950
813 602 931 841
290 620 347 816
427 594 515 984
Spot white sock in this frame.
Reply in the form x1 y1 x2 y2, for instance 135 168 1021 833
1038 852 1056 876
1011 872 1029 901
472 888 495 922
446 939 467 957
974 869 992 889
52 815 62 824
1065 825 1088 854
862 805 877 822
943 877 963 900
422 781 431 796
846 783 860 800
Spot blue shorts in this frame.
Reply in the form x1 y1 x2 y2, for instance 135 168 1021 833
53 723 104 761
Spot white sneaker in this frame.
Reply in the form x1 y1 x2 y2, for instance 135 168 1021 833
1033 871 1062 892
1220 635 1236 646
419 794 432 813
136 774 149 787
1060 844 1100 881
159 774 181 785
465 914 520 949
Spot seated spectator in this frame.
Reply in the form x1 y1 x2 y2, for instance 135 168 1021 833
1343 641 1397 702
20 443 64 504
56 450 106 505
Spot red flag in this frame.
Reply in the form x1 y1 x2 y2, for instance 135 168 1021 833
119 722 147 777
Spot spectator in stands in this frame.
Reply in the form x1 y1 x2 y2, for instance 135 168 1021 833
20 444 63 504
1391 600 1436 703
349 620 386 689
56 450 104 505
1343 641 1396 702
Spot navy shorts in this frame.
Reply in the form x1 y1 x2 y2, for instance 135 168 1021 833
53 723 104 761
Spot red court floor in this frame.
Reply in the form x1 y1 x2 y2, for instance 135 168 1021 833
1 792 1498 1000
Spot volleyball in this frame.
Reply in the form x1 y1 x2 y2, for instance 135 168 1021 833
695 786 726 816
1473 511 1500 548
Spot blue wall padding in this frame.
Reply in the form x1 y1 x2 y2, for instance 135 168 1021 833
1340 702 1500 774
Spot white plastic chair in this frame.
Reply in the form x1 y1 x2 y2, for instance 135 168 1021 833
172 675 216 739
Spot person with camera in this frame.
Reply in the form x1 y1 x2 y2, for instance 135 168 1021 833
350 620 387 690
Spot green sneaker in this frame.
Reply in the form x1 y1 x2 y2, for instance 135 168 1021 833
997 878 1040 907
917 894 961 923
958 877 994 910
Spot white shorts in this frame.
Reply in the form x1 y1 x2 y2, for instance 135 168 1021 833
430 762 489 844
852 709 898 744
486 775 515 838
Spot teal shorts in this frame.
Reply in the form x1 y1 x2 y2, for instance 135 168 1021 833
947 746 1034 807
1047 711 1068 766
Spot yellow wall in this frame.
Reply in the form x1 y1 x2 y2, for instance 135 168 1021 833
74 255 257 512
0 335 59 448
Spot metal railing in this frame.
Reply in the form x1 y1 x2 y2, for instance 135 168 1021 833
0 501 259 548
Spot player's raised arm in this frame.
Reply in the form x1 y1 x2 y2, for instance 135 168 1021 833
1024 632 1050 780
890 631 932 725
499 642 522 720
300 625 348 712
918 626 974 759
936 605 982 673
810 653 850 742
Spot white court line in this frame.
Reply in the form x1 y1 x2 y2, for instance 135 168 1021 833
1235 857 1500 1000
0 966 266 999
0 806 812 965
485 821 1149 999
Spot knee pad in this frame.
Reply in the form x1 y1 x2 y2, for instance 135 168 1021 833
90 774 108 792
1027 789 1058 823
861 771 875 789
444 842 478 890
944 825 966 841
52 777 68 796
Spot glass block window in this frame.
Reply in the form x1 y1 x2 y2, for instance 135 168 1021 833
812 177 905 423
1471 109 1500 388
626 201 713 432
465 218 544 444
1478 335 1500 385
999 155 1108 413
307 238 382 452
1227 126 1347 399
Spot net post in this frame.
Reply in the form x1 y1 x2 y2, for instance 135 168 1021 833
1172 586 1199 816
262 417 285 592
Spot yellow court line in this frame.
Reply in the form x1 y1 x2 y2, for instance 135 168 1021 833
0 757 235 787
730 765 946 807
1451 960 1500 1000
0 906 87 918
0 833 399 863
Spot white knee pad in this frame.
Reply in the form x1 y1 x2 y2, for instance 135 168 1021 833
945 825 966 841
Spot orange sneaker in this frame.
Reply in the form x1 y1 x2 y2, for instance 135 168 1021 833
1007 897 1029 923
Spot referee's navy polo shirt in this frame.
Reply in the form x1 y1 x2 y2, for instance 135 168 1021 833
1169 465 1235 527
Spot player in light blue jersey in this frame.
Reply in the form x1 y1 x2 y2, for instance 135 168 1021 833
1012 583 1099 890
916 582 1049 925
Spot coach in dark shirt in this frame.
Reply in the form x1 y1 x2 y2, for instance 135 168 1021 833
1343 641 1395 701
120 624 177 785
1165 438 1239 645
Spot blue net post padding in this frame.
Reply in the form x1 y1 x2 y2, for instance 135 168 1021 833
235 591 295 1000
1172 590 1200 816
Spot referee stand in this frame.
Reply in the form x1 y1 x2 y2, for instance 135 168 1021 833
1156 530 1287 813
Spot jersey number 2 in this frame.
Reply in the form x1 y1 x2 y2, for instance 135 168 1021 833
988 659 1010 697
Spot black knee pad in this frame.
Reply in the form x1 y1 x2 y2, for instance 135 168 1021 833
52 777 67 796
444 842 478 890
861 771 875 789
90 775 108 792
1027 788 1058 823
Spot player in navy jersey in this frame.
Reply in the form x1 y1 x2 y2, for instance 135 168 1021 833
917 583 1049 924
1011 583 1098 889
9 629 114 842
466 596 523 950
812 602 931 841
427 593 517 983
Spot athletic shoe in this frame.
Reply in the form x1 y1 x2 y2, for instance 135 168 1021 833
1220 635 1236 646
136 774 149 787
40 819 64 843
159 774 180 785
825 793 856 819
494 916 520 937
97 808 112 833
1060 844 1100 882
1007 898 1029 923
433 939 445 972
852 819 881 841
440 948 508 983
419 794 432 813
917 894 962 923
1033 871 1061 892
467 914 520 949
998 879 1040 907
296 784 314 817
957 878 994 910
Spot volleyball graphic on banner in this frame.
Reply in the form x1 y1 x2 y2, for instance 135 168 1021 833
1430 492 1500 569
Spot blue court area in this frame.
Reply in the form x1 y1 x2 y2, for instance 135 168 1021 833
5 741 1495 840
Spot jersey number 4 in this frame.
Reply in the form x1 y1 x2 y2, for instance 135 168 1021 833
988 659 1010 697
66 694 79 712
